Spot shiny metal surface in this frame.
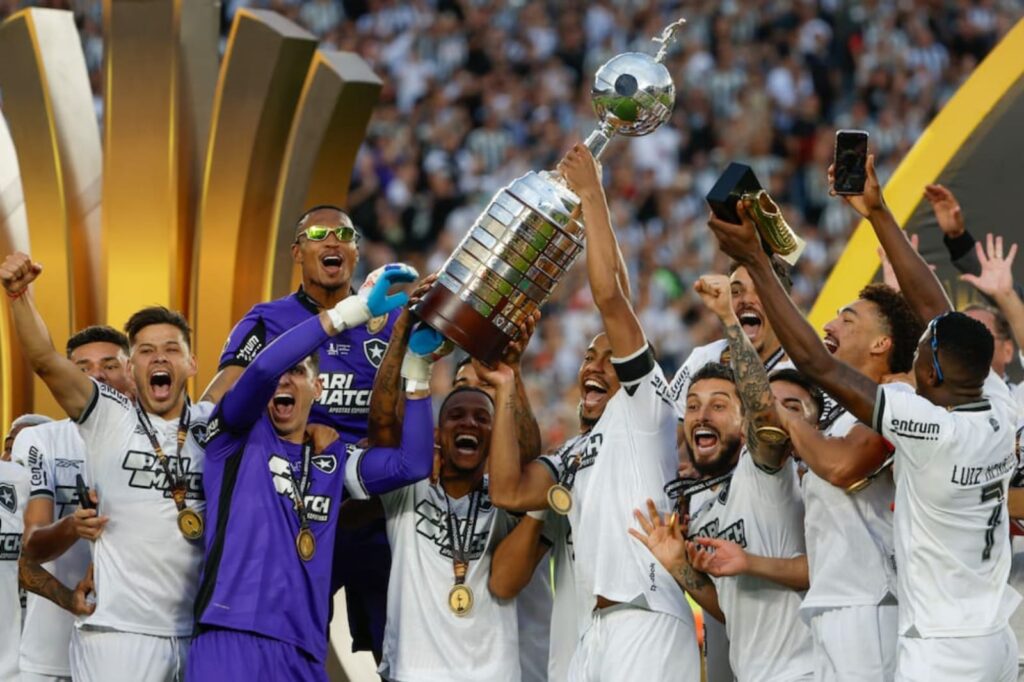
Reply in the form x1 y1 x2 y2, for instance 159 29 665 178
591 52 675 137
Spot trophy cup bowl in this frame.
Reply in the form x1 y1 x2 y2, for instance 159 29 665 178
412 27 682 364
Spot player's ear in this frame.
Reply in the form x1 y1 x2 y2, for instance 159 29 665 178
313 374 323 401
873 335 893 358
291 240 302 265
186 353 198 379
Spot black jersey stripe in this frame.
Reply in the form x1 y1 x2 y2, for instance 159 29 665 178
193 446 245 629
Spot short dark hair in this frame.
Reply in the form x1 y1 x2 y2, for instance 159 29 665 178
964 303 1013 343
729 256 793 293
304 352 320 375
859 284 924 373
934 312 993 384
689 362 736 389
768 368 825 421
123 307 192 349
66 325 129 358
439 386 493 418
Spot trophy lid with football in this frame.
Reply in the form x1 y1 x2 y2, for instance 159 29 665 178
412 20 685 364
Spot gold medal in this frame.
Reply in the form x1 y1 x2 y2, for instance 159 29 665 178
448 583 474 616
177 508 204 540
547 484 573 515
296 527 316 561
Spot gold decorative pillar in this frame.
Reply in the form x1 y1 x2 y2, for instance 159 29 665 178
102 0 218 328
191 9 317 389
266 50 382 300
0 8 101 418
0 114 31 429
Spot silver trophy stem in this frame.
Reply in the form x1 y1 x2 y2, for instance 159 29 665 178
584 121 617 160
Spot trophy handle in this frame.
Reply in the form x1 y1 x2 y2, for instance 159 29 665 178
583 121 616 160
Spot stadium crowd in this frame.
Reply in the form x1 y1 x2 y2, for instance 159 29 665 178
1 0 1022 445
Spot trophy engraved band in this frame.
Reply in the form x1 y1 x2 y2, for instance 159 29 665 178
413 19 686 363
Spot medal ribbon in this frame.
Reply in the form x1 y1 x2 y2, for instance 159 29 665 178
135 398 192 512
442 484 483 586
665 471 734 514
280 438 315 533
554 434 588 492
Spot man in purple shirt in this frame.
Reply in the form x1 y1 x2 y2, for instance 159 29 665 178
205 206 400 657
188 265 441 680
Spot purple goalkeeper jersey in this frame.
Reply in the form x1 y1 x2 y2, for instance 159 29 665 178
195 315 434 663
218 287 398 445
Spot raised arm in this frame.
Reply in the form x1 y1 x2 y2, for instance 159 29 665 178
489 513 550 599
694 274 788 470
959 234 1024 353
833 156 950 321
219 264 419 431
351 396 434 494
474 360 554 511
707 205 878 425
1 253 95 419
366 308 413 448
503 311 543 462
780 413 891 490
559 143 645 358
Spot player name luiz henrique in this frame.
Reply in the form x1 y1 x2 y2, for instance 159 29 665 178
950 452 1016 487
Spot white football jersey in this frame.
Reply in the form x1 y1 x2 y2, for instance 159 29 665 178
874 371 1021 637
11 419 92 676
373 476 519 682
546 345 693 629
800 409 897 620
0 459 30 681
516 549 552 682
689 449 814 681
668 340 791 418
76 381 214 637
688 486 733 682
1008 423 1024 667
539 443 585 682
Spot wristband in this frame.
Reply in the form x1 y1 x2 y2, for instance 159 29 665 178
5 288 27 301
326 297 371 334
526 509 547 521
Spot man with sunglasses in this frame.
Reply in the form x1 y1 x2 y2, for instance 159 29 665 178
205 205 402 661
708 154 1020 681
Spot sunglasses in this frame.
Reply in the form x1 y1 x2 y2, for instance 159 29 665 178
928 312 949 385
296 224 359 243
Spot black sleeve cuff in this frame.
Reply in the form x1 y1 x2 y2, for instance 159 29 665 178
872 385 886 434
76 383 100 425
612 344 656 384
943 230 976 262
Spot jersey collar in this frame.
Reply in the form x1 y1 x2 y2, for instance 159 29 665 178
949 399 991 413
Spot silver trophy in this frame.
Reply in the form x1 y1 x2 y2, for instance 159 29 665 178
413 20 684 363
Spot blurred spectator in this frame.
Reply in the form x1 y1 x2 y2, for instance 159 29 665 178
1 0 1021 446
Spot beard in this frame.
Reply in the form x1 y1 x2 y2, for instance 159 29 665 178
692 433 743 478
577 401 600 430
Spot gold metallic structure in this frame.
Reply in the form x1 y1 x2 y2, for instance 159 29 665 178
0 2 381 427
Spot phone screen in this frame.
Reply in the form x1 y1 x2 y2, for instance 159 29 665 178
834 130 869 195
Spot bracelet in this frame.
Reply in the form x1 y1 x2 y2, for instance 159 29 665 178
5 288 27 301
526 509 547 521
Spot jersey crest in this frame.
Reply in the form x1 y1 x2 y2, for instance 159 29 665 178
363 338 388 369
0 483 16 514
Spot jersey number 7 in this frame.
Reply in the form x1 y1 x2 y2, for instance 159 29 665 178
981 482 1004 561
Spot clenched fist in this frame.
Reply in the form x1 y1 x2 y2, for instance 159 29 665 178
0 252 43 296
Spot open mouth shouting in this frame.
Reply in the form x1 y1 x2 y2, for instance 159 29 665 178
320 253 344 276
581 376 609 410
823 333 839 354
149 370 173 402
690 425 721 459
271 392 297 422
737 308 763 340
453 432 481 457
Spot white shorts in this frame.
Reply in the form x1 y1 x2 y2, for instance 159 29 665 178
20 674 71 682
810 603 898 681
703 614 734 682
568 605 699 682
70 627 190 682
895 626 1018 682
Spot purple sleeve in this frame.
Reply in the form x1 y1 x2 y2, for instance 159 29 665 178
218 315 329 432
219 308 269 370
358 396 434 495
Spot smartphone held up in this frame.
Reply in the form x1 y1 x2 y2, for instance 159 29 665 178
833 129 869 195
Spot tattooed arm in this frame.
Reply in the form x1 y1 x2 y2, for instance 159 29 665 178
19 555 94 616
695 275 788 470
367 308 413 448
